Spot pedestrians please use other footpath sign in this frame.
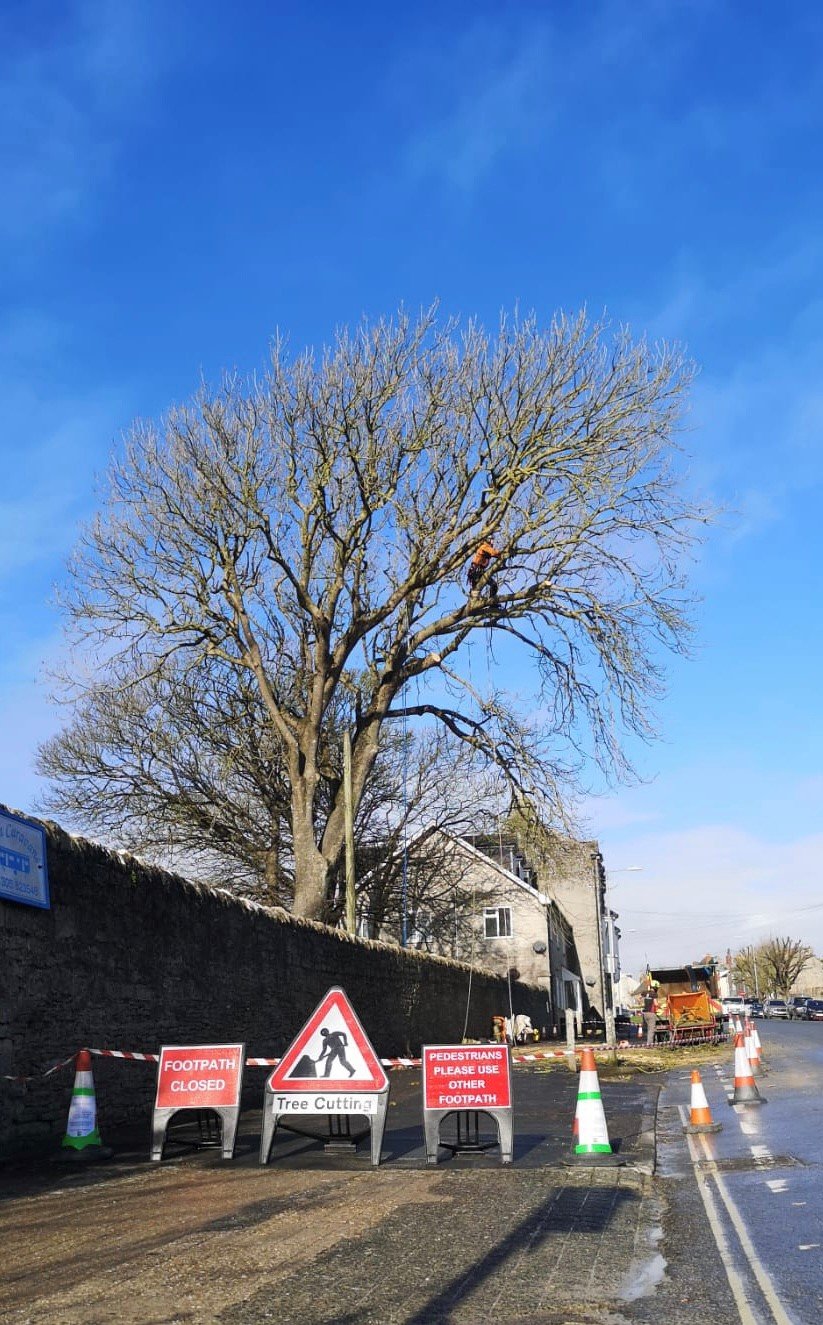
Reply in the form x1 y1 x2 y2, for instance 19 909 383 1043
423 1045 511 1110
422 1044 513 1165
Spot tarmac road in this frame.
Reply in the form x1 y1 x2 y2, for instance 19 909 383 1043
648 1019 823 1325
1 1059 659 1325
2 1034 820 1325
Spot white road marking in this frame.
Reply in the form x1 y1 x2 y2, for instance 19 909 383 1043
677 1103 796 1325
766 1180 788 1193
679 1109 760 1325
697 1132 794 1325
798 1244 820 1251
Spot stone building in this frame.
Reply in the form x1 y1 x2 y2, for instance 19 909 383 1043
391 827 614 1030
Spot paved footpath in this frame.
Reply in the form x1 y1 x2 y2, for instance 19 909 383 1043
0 1061 693 1325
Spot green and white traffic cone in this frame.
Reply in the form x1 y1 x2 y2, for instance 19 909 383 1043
58 1050 112 1160
573 1047 614 1159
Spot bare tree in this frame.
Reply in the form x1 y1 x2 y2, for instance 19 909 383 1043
351 733 506 945
38 651 490 914
737 937 813 997
44 307 704 920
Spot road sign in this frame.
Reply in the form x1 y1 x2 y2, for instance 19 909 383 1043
267 987 388 1093
261 988 389 1166
151 1043 245 1161
422 1044 513 1165
0 809 49 909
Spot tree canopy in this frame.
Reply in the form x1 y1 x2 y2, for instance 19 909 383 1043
42 307 705 919
735 937 813 997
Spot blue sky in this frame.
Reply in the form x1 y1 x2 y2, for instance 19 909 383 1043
2 0 822 973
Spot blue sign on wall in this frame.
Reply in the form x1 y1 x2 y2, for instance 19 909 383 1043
0 809 50 909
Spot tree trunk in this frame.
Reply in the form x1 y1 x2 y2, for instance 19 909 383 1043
290 785 333 920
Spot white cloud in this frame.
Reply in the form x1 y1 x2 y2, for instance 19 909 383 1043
402 23 553 195
602 823 823 972
0 0 172 243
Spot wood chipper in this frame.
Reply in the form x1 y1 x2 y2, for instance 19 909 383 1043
648 964 725 1045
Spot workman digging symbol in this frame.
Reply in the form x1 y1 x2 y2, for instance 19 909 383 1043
317 1028 356 1078
286 1019 361 1080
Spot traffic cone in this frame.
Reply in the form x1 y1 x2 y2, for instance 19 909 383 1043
573 1047 612 1156
684 1069 722 1133
751 1020 763 1062
59 1050 112 1160
744 1022 760 1074
730 1032 764 1106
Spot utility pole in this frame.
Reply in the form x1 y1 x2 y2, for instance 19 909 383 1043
343 731 356 934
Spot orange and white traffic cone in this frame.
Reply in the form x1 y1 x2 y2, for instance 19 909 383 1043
744 1022 760 1075
684 1069 722 1133
573 1047 613 1157
59 1050 112 1160
730 1032 764 1106
751 1020 763 1063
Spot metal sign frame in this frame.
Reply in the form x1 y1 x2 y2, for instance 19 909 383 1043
150 1042 246 1161
260 1079 390 1167
260 987 390 1167
422 1043 514 1165
0 809 49 909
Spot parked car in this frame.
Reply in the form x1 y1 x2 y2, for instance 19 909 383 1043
764 998 789 1018
787 997 810 1019
749 999 764 1018
801 999 823 1021
720 996 751 1019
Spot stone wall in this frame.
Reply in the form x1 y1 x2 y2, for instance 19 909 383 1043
0 808 547 1155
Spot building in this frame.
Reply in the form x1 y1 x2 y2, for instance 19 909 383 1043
382 826 616 1031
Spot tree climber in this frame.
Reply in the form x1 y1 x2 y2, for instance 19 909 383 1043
467 540 500 599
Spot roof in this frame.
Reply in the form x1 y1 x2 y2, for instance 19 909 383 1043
650 964 716 986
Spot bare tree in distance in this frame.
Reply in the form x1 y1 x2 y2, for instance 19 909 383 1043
43 307 706 920
736 936 813 998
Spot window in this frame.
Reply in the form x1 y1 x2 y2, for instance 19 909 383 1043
484 906 512 939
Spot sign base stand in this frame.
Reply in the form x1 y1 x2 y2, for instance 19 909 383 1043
437 1109 501 1155
260 1082 389 1167
151 1105 241 1161
424 1108 513 1165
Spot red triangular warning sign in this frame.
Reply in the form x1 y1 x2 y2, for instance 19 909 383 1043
268 988 389 1092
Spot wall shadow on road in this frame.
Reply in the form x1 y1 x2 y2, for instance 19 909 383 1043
218 1178 641 1325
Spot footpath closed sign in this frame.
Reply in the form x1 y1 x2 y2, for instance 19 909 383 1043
151 1043 245 1161
156 1045 244 1109
0 809 49 909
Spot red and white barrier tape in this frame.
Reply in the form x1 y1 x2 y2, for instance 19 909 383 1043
5 1039 696 1084
1 1052 79 1085
2 1048 423 1082
89 1048 159 1063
